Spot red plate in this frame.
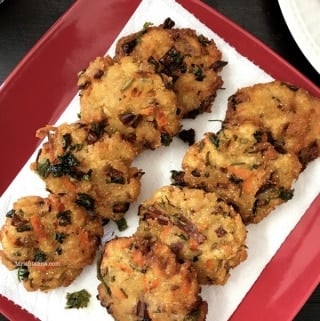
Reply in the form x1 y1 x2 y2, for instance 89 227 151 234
0 1 319 320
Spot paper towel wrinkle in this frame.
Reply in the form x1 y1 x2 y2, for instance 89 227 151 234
1 0 319 320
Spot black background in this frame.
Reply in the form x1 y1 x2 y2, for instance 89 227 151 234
0 1 319 320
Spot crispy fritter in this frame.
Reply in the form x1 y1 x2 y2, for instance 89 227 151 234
97 236 208 321
115 18 226 118
0 194 103 291
179 121 301 224
31 122 143 221
77 55 181 151
136 186 247 285
225 81 320 169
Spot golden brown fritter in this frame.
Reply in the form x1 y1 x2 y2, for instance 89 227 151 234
77 55 181 151
0 193 103 291
178 121 301 224
31 122 143 221
225 81 320 169
136 186 247 285
115 18 226 118
97 236 208 321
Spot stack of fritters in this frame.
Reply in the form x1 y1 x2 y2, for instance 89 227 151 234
115 18 226 118
92 19 228 321
1 17 227 304
174 81 319 224
98 185 248 320
0 194 103 291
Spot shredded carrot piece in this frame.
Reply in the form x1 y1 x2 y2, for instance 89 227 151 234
242 176 261 194
30 215 46 240
140 106 168 129
227 165 252 180
156 110 168 128
60 176 77 193
132 249 145 267
205 259 215 270
140 106 155 116
263 148 278 160
189 238 199 251
79 230 90 248
227 165 260 194
118 263 133 273
144 277 160 291
149 278 160 289
160 225 172 241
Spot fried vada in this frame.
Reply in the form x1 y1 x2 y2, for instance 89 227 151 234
0 193 103 291
97 236 208 321
31 122 143 221
136 186 247 284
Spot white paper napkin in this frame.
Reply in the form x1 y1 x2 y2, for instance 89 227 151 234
1 0 319 320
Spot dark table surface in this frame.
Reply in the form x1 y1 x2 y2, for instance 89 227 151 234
0 1 319 321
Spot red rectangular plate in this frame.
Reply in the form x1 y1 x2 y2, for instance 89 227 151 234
0 1 319 320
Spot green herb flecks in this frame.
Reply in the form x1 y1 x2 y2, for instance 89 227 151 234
184 308 201 321
5 209 15 218
97 253 112 296
120 78 134 92
34 250 47 262
55 232 67 244
191 64 205 81
62 133 72 150
76 193 95 211
115 217 128 232
253 130 263 143
198 34 211 46
279 188 294 201
56 210 72 226
50 152 80 177
106 167 125 185
208 133 219 148
17 265 29 282
38 150 90 181
161 133 172 146
91 120 107 138
65 289 91 309
36 158 51 178
208 119 223 123
16 224 32 232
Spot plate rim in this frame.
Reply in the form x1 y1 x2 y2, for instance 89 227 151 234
0 0 319 320
278 0 320 74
